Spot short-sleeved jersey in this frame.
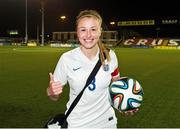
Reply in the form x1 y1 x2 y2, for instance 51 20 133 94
53 47 119 128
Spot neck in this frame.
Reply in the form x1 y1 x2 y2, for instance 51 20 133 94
80 44 99 60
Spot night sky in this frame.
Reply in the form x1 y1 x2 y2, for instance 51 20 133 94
0 0 179 39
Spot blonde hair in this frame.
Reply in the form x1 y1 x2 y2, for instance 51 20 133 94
76 9 110 65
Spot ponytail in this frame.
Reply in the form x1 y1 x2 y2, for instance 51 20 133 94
98 41 110 66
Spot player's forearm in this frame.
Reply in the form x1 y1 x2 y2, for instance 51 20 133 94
111 76 121 82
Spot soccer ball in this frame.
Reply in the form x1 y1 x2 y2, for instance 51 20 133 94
109 77 143 112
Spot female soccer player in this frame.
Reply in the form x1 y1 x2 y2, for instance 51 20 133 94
46 9 137 128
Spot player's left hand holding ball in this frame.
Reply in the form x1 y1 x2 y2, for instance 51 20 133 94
120 108 139 116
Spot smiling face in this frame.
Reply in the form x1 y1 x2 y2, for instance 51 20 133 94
77 17 101 49
76 10 102 51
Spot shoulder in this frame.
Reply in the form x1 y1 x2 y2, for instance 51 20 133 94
109 49 117 58
61 47 79 58
59 47 80 63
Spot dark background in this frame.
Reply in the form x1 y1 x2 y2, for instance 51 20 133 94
0 0 179 39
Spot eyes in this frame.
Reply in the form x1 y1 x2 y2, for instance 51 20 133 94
78 27 98 32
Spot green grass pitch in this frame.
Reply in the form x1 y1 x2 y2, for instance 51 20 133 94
0 46 180 127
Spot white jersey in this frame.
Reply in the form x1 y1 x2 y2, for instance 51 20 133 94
53 47 119 128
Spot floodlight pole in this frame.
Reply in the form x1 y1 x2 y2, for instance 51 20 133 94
37 25 39 44
41 0 45 46
25 0 28 44
156 27 160 39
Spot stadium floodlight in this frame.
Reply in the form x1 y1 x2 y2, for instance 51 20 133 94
110 21 115 25
25 0 28 44
41 0 45 46
60 16 66 20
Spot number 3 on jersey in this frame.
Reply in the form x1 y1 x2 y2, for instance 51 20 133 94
88 78 96 91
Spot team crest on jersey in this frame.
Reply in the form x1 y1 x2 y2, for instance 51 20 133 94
103 60 109 72
103 64 109 71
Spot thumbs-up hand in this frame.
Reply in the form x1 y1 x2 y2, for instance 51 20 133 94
47 72 63 97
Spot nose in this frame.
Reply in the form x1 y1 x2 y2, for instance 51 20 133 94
86 30 91 38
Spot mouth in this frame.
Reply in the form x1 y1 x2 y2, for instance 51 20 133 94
84 39 94 43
